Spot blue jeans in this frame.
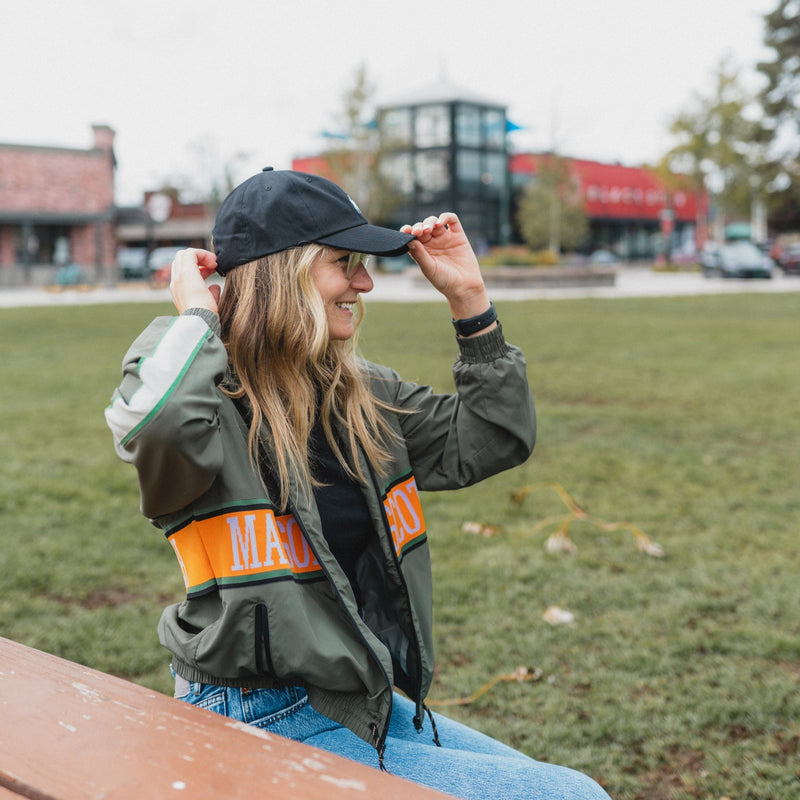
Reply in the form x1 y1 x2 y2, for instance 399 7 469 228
174 677 611 800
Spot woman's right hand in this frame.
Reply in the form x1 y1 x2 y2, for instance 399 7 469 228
170 248 221 315
401 213 492 324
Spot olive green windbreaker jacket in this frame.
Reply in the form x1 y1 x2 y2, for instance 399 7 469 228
105 308 536 755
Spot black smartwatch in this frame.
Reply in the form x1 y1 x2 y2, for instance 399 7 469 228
451 302 498 337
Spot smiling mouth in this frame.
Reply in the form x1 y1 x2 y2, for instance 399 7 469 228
335 302 355 312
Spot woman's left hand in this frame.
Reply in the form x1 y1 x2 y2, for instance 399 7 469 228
170 248 221 315
401 212 491 320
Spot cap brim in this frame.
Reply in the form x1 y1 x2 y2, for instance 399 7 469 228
315 223 415 257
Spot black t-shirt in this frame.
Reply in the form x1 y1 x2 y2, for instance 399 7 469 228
310 420 373 603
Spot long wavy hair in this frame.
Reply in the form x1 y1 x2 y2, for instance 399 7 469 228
217 244 402 509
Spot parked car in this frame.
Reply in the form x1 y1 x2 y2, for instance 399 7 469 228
589 249 618 266
148 245 186 285
148 245 185 274
700 241 773 279
117 247 148 280
376 254 415 272
776 243 800 274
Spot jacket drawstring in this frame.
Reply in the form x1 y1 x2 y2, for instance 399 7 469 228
370 722 389 772
424 703 442 747
414 705 442 747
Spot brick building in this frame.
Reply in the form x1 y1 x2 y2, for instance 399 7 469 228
0 125 117 284
115 191 213 253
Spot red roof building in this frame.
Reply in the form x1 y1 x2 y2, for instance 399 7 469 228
510 153 710 259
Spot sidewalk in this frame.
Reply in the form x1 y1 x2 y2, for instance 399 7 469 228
1 267 799 309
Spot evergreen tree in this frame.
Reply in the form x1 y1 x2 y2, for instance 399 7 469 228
757 0 800 229
759 0 800 129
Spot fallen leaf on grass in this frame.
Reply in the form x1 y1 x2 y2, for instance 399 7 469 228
512 481 667 558
635 536 666 558
461 521 501 537
544 527 578 554
543 606 575 625
426 665 543 707
509 665 534 681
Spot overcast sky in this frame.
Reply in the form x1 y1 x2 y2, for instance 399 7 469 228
0 0 777 205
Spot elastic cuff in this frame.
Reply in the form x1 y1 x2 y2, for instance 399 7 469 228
456 322 509 363
183 307 221 337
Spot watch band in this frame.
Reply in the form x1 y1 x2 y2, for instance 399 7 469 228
451 302 497 337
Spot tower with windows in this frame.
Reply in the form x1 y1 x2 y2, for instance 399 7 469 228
377 84 511 248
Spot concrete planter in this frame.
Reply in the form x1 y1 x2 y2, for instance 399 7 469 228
412 266 617 289
481 266 617 289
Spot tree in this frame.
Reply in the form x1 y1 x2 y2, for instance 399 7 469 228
758 1 800 136
319 65 401 224
662 58 771 239
757 0 800 229
515 154 588 253
161 135 249 215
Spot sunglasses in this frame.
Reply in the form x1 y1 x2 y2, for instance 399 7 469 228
347 252 371 276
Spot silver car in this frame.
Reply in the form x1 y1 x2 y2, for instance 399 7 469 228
701 241 773 279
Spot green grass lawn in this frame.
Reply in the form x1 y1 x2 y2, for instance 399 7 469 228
1 293 798 799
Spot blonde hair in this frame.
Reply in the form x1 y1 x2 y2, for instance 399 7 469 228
217 244 401 509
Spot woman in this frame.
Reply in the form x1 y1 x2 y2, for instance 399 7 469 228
106 169 610 800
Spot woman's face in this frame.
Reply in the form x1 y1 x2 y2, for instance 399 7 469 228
310 248 374 340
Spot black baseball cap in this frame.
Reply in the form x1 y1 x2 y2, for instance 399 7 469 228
212 168 415 275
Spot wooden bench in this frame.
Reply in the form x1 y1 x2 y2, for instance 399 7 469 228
0 637 450 799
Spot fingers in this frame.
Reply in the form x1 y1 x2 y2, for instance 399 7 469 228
401 213 459 243
401 212 459 230
173 248 217 278
169 248 220 315
435 212 461 232
406 238 434 271
195 248 219 273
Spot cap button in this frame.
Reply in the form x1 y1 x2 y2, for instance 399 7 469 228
262 166 274 172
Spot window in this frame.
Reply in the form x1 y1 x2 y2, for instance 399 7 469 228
484 152 507 194
415 150 451 200
415 104 451 148
457 150 482 190
380 152 414 194
380 108 412 147
455 104 481 147
483 109 506 149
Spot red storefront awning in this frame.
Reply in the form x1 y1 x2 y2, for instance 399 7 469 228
510 153 707 224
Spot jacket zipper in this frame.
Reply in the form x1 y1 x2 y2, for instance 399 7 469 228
255 603 275 676
248 408 392 758
286 497 394 758
367 465 427 735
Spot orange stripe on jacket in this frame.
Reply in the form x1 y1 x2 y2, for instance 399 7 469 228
168 476 426 596
383 476 427 558
168 507 322 594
